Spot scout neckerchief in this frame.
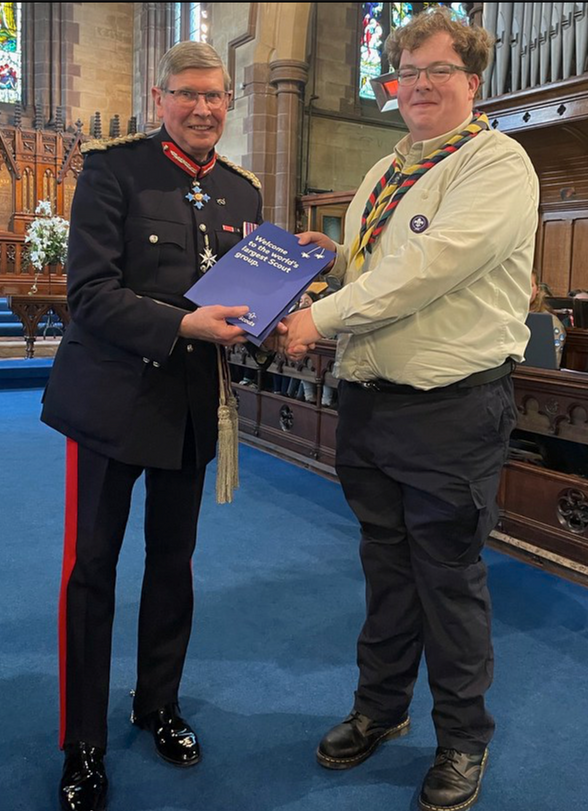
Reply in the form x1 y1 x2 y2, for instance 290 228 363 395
162 140 239 504
350 112 490 269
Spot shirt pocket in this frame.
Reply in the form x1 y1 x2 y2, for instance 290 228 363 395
388 188 442 245
124 217 188 285
213 228 244 259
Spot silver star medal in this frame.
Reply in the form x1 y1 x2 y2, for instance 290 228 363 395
199 235 217 273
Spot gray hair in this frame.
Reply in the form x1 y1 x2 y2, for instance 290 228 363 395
156 41 231 91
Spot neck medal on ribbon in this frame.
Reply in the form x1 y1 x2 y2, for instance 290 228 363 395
162 142 216 209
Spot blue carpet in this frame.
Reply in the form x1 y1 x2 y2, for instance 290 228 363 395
1 388 587 811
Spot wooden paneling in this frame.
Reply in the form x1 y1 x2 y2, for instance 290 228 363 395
480 75 588 135
257 395 319 458
317 408 337 469
537 213 588 295
0 125 84 292
0 163 13 231
541 218 573 295
499 463 588 567
537 155 588 210
571 218 588 292
233 385 259 437
482 84 588 293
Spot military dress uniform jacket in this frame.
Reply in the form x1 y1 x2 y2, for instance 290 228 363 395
41 126 262 469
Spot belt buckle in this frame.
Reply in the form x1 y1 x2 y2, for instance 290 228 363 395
361 381 379 391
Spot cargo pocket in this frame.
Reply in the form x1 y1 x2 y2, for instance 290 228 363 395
467 473 501 559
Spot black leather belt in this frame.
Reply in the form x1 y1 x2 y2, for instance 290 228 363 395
358 359 515 395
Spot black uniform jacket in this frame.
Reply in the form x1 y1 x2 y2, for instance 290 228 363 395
41 126 263 469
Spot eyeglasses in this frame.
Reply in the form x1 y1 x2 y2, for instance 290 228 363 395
163 89 231 108
396 63 471 86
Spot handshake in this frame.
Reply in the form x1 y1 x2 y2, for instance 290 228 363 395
264 304 322 361
264 231 336 360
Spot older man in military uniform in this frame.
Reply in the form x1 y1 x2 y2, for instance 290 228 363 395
42 41 262 811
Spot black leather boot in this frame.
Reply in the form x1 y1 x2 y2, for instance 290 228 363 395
419 747 488 811
316 709 410 770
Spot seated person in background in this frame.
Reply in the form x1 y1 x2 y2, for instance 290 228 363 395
238 369 257 387
273 373 302 398
272 290 319 400
297 290 336 406
298 290 317 309
530 269 566 366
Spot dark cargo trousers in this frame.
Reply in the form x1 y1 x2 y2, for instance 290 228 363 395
335 375 517 753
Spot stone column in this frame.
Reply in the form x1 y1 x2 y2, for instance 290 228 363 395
242 62 276 219
133 3 174 131
269 59 309 231
24 3 78 128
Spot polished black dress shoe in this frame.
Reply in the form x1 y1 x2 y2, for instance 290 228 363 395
419 747 488 811
59 742 107 811
316 709 410 770
134 703 200 767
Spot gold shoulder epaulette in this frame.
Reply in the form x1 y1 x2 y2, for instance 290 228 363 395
81 132 147 155
217 155 262 190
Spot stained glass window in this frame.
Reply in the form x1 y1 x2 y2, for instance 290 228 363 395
190 4 208 42
359 3 469 101
173 4 208 43
0 3 21 104
391 3 416 29
360 3 386 100
392 3 468 28
173 4 182 43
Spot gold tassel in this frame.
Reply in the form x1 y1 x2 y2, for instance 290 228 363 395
216 347 239 504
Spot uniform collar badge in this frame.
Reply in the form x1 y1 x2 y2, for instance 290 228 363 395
162 142 217 178
162 142 216 209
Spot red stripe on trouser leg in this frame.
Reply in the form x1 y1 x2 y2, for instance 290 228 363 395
58 438 79 749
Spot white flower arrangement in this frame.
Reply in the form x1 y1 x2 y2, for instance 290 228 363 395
24 199 70 271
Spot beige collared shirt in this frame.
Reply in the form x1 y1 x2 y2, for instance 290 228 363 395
311 116 539 389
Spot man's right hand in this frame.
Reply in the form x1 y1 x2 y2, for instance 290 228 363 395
297 231 337 272
179 305 250 346
297 231 337 253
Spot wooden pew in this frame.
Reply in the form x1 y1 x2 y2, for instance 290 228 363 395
229 340 588 570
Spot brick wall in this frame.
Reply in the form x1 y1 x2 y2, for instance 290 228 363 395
306 2 405 192
70 3 134 133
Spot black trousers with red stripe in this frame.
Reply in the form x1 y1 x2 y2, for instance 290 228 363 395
59 425 206 751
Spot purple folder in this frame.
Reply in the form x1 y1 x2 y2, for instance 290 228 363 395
184 222 335 345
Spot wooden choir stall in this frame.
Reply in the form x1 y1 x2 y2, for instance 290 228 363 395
0 119 93 356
